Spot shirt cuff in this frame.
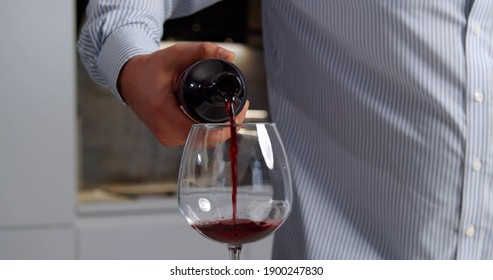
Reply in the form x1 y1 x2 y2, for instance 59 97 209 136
97 27 160 104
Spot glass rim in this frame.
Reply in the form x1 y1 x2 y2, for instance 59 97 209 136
191 122 277 129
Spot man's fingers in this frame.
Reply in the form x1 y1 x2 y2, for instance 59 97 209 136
235 100 250 124
162 42 236 74
197 41 236 61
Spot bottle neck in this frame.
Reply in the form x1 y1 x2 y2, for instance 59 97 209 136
211 73 242 103
176 59 247 123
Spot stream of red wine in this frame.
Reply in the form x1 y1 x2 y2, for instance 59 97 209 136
193 99 282 245
225 100 238 222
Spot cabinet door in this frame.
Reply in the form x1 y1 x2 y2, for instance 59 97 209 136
77 212 228 260
0 227 75 259
77 209 273 260
0 0 76 226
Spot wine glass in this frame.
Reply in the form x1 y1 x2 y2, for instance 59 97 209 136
178 123 292 260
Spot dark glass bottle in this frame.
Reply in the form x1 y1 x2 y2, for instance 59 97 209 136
175 59 247 123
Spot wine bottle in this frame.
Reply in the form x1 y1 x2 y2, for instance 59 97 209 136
175 59 247 123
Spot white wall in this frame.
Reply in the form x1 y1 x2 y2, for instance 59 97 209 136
0 0 77 259
0 1 273 260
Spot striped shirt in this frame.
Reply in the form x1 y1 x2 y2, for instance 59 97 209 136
78 0 493 259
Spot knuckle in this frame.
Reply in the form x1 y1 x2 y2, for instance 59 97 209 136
156 134 174 147
200 41 216 56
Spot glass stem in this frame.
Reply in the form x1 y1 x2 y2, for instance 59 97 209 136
228 244 242 260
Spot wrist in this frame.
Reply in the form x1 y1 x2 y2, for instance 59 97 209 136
98 27 159 104
117 54 149 105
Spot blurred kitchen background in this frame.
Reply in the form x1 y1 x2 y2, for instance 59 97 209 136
77 0 269 191
0 0 272 260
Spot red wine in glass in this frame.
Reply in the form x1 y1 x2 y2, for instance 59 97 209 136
177 59 293 260
179 123 293 260
192 219 281 245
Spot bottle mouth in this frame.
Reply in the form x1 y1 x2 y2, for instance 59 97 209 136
215 73 241 102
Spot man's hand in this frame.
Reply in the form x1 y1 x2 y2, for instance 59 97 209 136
118 42 249 146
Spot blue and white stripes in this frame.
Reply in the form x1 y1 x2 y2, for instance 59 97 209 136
78 0 493 259
264 0 493 259
77 0 220 102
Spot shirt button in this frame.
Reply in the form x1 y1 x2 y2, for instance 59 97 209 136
473 25 481 36
466 226 475 237
472 159 482 171
474 91 484 102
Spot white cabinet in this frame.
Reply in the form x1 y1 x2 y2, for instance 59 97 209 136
76 197 273 260
0 0 273 260
0 0 76 227
0 0 77 259
0 228 75 259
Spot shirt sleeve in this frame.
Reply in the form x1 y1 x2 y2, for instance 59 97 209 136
77 0 221 103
